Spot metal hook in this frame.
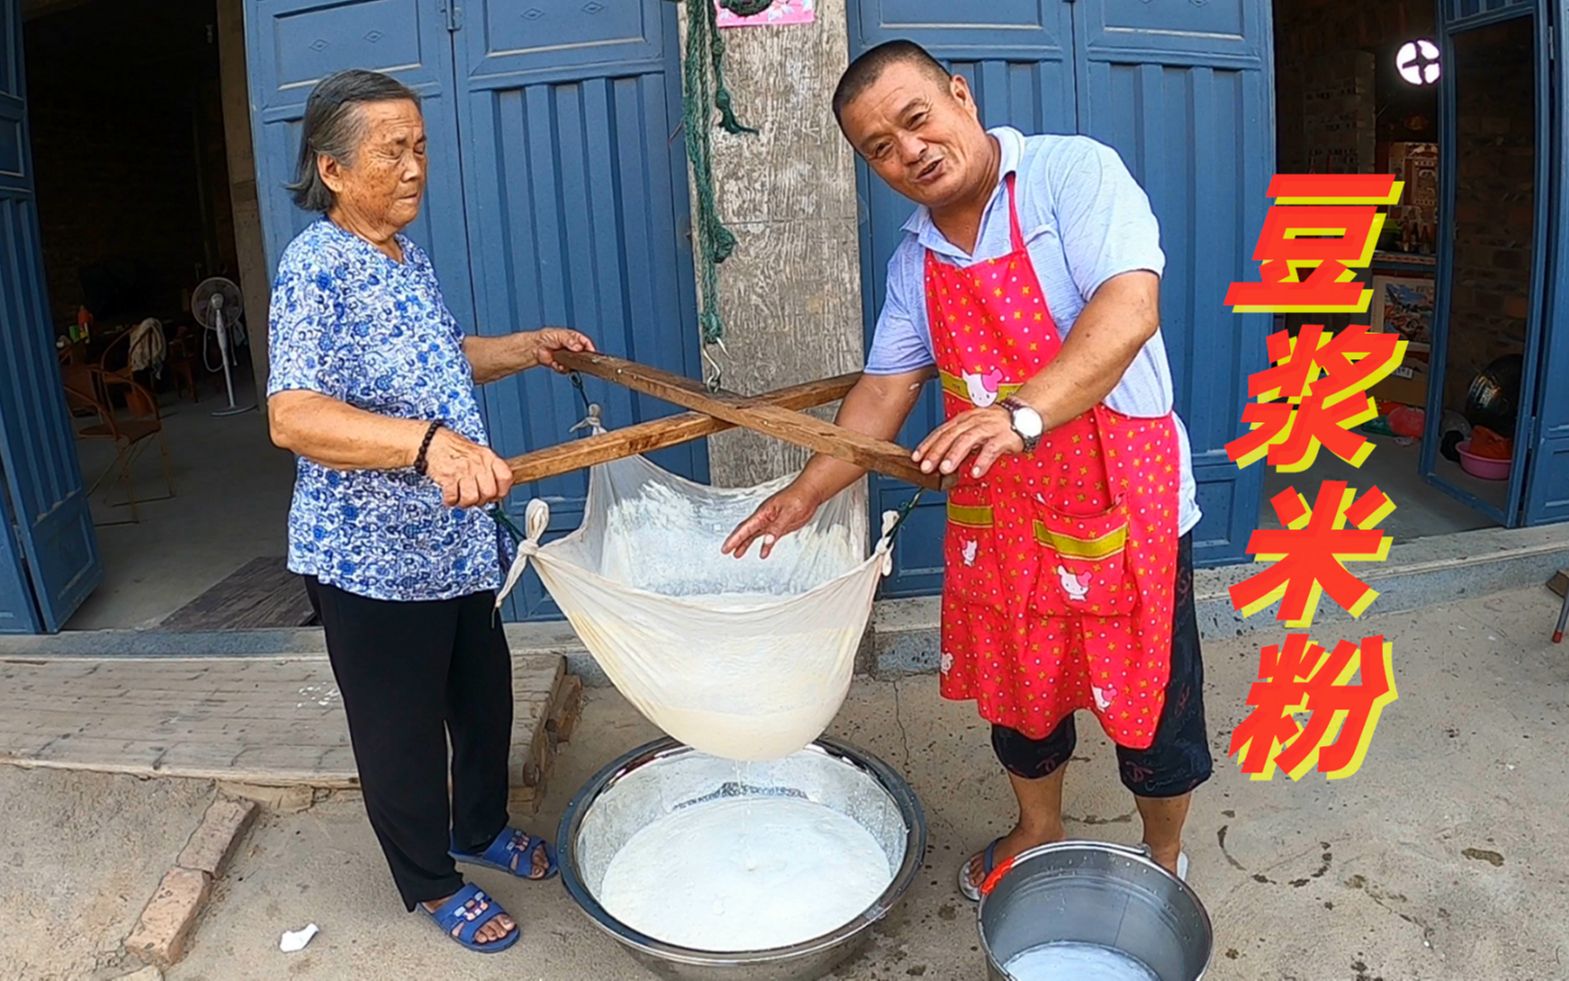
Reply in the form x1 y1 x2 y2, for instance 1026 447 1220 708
701 338 730 393
570 402 604 435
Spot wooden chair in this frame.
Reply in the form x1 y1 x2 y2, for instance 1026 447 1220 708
62 367 175 524
166 324 202 403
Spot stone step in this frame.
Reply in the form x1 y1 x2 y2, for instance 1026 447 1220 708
0 653 580 813
3 525 1564 685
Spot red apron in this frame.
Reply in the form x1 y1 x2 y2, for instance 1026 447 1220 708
931 174 1181 749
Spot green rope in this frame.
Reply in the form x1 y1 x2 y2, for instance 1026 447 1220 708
682 0 758 348
491 505 526 546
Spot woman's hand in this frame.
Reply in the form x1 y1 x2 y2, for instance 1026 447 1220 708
721 485 821 560
424 428 514 508
532 328 595 373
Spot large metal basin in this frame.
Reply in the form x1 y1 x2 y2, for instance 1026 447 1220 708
557 736 926 980
978 841 1212 980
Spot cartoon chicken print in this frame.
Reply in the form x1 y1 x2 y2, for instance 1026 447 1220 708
962 368 1005 407
1057 565 1092 602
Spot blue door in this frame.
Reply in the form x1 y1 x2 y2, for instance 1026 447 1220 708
849 0 1271 591
244 1 702 621
1526 2 1569 524
1070 0 1273 565
243 0 477 329
0 0 102 633
1420 0 1554 525
849 1 1079 597
452 0 705 620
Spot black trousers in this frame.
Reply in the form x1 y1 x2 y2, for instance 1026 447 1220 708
990 533 1214 799
304 577 513 910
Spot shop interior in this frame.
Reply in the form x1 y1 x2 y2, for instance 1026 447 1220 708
1266 0 1540 540
22 0 296 629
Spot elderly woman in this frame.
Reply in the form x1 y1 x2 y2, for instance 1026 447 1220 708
266 69 592 953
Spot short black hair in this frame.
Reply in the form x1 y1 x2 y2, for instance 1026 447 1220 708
288 69 421 213
832 40 951 125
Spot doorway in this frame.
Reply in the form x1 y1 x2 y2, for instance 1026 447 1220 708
1268 0 1549 541
20 0 292 629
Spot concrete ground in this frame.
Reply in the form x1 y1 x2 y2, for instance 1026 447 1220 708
0 768 214 981
5 583 1568 980
66 371 296 630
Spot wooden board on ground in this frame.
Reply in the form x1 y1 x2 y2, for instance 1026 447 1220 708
1549 569 1568 599
556 351 953 490
509 671 584 815
162 557 316 631
507 372 861 484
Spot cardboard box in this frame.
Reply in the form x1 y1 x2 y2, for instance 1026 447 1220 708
1370 354 1431 408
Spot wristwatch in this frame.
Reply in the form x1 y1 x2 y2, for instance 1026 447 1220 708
998 396 1045 453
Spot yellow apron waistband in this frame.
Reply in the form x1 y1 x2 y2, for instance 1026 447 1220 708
938 369 1022 406
1032 520 1127 560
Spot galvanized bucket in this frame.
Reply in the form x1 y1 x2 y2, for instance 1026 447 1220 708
977 841 1212 981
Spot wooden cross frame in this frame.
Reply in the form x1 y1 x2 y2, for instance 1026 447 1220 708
504 351 955 491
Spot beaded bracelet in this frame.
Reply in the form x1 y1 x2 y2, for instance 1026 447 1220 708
414 421 442 475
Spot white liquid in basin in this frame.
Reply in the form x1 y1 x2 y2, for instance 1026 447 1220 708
1004 941 1161 981
597 797 892 952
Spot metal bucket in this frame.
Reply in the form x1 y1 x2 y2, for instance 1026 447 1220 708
557 736 926 980
978 841 1212 981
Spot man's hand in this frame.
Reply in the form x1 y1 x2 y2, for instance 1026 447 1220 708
424 428 514 508
913 406 1024 481
532 328 595 373
721 485 821 560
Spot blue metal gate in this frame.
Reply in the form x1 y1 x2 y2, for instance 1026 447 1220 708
244 0 702 621
243 0 477 324
849 0 1078 597
1526 0 1569 524
451 0 705 620
1070 0 1273 565
849 0 1272 593
0 0 102 633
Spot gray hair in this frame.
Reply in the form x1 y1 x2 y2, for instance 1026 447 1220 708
287 69 421 213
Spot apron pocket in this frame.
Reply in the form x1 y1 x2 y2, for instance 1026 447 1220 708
1032 502 1139 617
943 490 1005 611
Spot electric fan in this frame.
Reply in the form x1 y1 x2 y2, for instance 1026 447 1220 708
192 276 256 417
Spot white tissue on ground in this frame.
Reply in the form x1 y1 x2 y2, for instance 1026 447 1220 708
280 923 319 953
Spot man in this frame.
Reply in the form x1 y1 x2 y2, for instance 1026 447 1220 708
722 40 1211 899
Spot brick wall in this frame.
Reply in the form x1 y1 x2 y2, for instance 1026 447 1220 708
23 0 235 327
1443 17 1535 412
1274 0 1437 173
1272 0 1441 347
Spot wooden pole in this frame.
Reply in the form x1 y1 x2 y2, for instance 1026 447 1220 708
506 372 860 483
554 351 953 491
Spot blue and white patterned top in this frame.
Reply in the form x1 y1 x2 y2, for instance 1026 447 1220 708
267 219 500 602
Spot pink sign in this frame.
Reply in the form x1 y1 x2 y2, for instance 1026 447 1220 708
716 0 815 28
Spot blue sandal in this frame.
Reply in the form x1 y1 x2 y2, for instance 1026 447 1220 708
423 883 518 953
450 826 558 881
958 837 1004 903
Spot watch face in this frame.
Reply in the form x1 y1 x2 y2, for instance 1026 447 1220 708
1013 406 1044 438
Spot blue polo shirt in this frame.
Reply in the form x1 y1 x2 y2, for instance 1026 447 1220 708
866 127 1200 535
